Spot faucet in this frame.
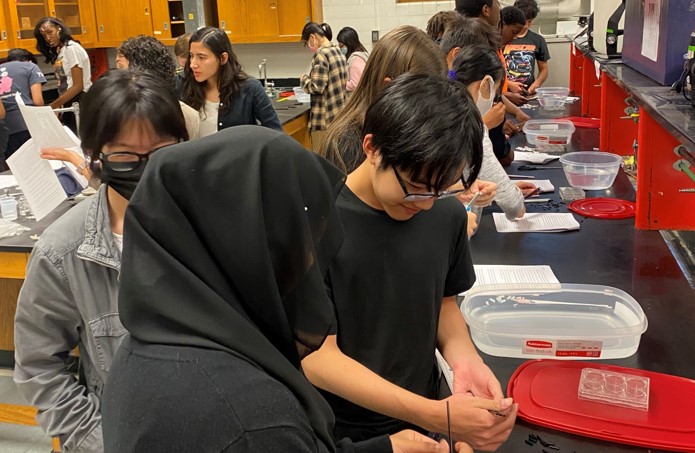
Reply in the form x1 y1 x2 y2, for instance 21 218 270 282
258 59 275 97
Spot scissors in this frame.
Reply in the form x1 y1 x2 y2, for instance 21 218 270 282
518 165 562 170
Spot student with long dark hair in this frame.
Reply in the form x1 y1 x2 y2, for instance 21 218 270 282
34 16 91 133
300 22 347 150
101 125 453 453
180 27 281 137
337 27 368 92
14 70 187 453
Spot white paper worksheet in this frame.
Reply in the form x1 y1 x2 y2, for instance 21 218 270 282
493 212 580 233
16 92 79 150
513 151 559 165
517 179 555 193
6 139 67 221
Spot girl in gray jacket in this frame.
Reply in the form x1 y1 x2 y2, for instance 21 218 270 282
13 70 188 453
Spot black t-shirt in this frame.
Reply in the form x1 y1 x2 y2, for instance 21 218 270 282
503 30 550 86
322 186 476 440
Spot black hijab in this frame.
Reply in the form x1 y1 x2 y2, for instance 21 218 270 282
118 126 345 450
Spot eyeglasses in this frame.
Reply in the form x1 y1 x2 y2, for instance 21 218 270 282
393 167 466 201
100 146 167 172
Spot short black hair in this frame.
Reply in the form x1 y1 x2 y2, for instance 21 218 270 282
80 70 188 166
426 10 461 41
440 16 501 54
501 6 526 26
301 22 333 42
362 73 483 191
7 48 38 64
455 0 493 17
117 35 177 94
514 0 540 21
33 16 76 64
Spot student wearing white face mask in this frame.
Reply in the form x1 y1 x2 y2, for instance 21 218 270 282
449 45 537 225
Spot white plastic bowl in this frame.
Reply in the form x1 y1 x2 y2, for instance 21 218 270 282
536 87 570 110
460 283 647 360
560 151 622 190
293 87 311 103
523 119 576 146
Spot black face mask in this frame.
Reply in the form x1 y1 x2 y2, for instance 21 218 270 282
98 159 147 201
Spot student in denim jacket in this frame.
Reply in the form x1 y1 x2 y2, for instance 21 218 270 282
13 70 188 453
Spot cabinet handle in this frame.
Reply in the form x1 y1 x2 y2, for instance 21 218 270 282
99 25 104 33
82 26 86 34
51 10 55 16
144 7 150 15
221 20 226 29
16 30 20 39
1 31 6 40
164 23 168 31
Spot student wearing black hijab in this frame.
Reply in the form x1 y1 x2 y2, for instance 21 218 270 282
101 126 451 453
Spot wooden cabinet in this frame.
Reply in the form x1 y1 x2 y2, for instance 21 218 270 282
217 0 322 43
150 0 185 42
4 0 96 50
93 0 153 47
0 2 9 53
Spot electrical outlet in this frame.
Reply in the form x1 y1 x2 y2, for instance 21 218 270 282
371 30 379 43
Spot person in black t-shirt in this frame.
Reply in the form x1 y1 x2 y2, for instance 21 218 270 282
505 0 551 95
302 73 517 452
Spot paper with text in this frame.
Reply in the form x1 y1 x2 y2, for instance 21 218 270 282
16 92 79 149
473 265 560 287
641 0 661 61
517 179 555 193
513 151 559 164
6 139 66 221
493 212 580 233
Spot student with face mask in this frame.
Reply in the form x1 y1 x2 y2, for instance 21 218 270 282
337 27 369 93
13 70 188 453
300 22 348 150
449 45 538 224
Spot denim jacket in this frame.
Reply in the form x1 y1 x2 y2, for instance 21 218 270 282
14 185 124 453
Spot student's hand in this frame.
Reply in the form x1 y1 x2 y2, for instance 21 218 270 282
506 80 525 94
459 180 497 207
40 148 83 167
515 181 538 197
503 119 520 137
389 429 449 453
466 210 477 238
442 394 517 451
452 358 504 401
527 82 541 95
515 110 531 128
482 102 506 130
503 91 528 106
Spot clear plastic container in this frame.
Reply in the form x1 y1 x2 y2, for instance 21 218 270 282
460 284 648 359
523 119 576 147
560 151 622 190
536 87 570 110
293 87 311 103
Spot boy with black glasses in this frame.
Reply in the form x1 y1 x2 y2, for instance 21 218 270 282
302 73 517 451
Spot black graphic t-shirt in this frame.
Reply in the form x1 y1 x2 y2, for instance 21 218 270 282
503 30 550 86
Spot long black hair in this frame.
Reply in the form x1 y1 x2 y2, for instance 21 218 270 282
451 44 505 86
337 27 367 60
80 70 188 167
180 27 248 114
33 17 76 64
301 22 333 43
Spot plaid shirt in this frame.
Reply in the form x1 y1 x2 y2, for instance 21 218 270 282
301 42 348 131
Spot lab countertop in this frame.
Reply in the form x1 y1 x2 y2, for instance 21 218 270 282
468 100 695 453
272 95 310 125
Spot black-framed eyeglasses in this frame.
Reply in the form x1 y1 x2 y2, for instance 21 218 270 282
99 147 165 172
393 167 466 201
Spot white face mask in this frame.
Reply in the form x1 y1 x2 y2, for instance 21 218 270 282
476 76 495 116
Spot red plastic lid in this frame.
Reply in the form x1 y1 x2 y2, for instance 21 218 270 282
508 360 695 452
568 198 636 219
560 116 601 128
